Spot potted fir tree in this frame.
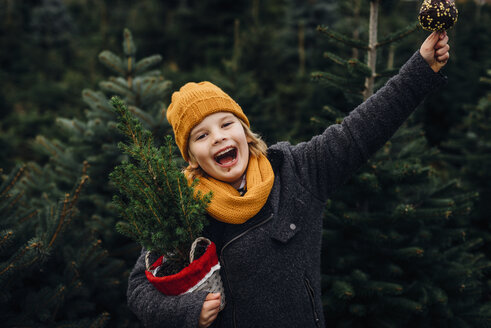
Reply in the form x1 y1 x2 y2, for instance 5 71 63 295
109 97 225 308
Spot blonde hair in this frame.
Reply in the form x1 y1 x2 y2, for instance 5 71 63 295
184 119 267 181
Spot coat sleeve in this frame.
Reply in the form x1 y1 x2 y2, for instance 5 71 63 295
285 51 447 201
127 249 208 328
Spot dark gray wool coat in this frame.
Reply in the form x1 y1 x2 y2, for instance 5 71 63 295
127 51 447 328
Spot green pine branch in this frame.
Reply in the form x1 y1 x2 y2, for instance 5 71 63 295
323 52 372 78
98 51 126 76
311 71 365 94
109 96 211 268
135 55 162 75
377 22 420 48
122 28 136 57
316 25 369 50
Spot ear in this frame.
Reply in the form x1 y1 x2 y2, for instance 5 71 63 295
188 159 199 169
246 135 253 143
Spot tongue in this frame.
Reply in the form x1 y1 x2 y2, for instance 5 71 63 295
218 155 235 165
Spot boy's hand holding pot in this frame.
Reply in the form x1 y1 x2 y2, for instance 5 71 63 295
198 293 221 328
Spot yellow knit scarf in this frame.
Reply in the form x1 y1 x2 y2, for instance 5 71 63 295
187 154 274 224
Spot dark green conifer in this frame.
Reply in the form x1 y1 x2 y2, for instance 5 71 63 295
0 165 113 327
28 28 172 326
439 70 491 306
320 125 491 326
30 0 75 47
311 1 491 326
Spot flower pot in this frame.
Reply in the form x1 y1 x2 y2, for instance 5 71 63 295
145 237 226 310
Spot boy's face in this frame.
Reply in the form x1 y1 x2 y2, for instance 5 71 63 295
188 112 251 188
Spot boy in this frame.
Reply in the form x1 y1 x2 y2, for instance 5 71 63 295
128 31 450 328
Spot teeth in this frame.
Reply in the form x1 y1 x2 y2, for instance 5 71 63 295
215 148 235 158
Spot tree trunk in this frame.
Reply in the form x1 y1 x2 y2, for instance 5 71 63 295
363 0 379 101
352 0 362 59
298 21 306 76
232 19 241 72
387 44 395 70
252 0 260 24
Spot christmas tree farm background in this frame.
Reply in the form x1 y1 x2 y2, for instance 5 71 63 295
1 0 490 327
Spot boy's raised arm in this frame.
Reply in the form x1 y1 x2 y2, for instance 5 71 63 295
286 33 449 201
127 249 209 328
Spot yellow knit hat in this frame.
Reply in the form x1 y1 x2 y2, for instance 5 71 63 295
166 81 250 161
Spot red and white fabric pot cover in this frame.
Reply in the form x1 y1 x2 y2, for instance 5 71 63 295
145 237 225 310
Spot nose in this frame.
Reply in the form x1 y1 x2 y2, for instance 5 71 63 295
212 129 226 145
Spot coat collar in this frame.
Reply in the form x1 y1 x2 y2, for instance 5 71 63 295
266 147 284 172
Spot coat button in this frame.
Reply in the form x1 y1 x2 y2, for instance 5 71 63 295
289 223 296 230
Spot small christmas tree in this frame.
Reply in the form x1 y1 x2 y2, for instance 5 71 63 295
319 125 491 327
109 97 212 274
0 165 113 327
439 70 491 305
29 29 173 324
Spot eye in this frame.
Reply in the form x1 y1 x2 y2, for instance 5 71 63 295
195 133 207 141
222 121 234 128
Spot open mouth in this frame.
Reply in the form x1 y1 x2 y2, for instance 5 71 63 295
214 147 238 166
